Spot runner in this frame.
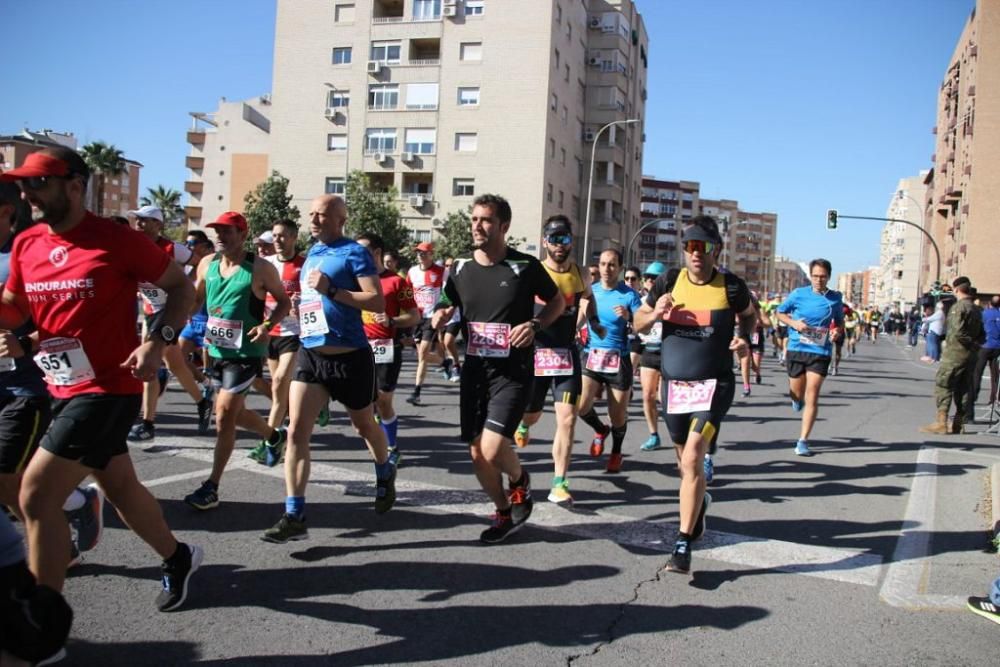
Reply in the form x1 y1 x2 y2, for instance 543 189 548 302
431 194 564 542
634 215 756 574
576 249 643 474
1 147 202 611
775 259 845 456
624 265 644 377
512 216 598 505
869 308 882 343
405 242 448 405
178 230 214 391
261 195 397 544
183 211 292 510
843 305 859 356
247 219 305 465
356 232 419 462
127 205 213 440
638 261 671 453
738 293 770 396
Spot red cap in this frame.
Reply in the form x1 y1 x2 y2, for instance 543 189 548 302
207 211 248 232
0 152 72 181
415 242 434 252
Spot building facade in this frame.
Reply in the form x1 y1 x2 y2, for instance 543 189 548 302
922 1 1000 293
636 177 699 270
265 0 647 257
773 256 808 298
878 173 929 309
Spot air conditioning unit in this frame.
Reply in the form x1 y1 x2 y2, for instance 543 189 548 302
367 61 382 74
589 16 602 28
443 0 458 6
432 217 444 227
401 151 415 162
409 195 426 207
373 152 387 163
324 107 337 119
443 6 457 17
583 129 596 142
588 56 601 67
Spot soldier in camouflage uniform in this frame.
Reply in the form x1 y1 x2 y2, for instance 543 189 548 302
921 277 985 435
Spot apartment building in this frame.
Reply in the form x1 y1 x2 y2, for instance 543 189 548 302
184 96 272 227
877 173 928 309
636 177 699 269
773 257 807 297
922 1 1000 293
267 0 648 256
713 206 775 296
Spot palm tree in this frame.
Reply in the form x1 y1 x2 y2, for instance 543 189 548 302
140 185 184 226
80 141 126 217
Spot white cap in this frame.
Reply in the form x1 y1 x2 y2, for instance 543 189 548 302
129 205 164 222
256 230 274 244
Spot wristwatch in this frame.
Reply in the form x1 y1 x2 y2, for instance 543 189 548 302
530 319 542 332
151 325 178 345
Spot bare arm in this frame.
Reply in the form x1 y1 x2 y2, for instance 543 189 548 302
123 260 195 380
253 258 291 342
390 306 421 330
510 291 566 348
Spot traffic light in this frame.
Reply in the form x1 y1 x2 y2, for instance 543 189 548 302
826 209 838 230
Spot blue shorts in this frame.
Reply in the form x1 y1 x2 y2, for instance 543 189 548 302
180 313 208 348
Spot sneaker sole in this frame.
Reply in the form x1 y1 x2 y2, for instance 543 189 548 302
967 598 1000 625
663 561 691 574
159 545 203 612
375 471 397 514
81 482 105 552
480 521 523 544
185 498 219 511
547 492 572 505
260 531 309 545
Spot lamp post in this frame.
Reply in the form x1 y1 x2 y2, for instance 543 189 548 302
583 118 639 265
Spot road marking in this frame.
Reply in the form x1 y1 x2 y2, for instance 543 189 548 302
151 438 882 587
140 468 215 488
880 447 966 610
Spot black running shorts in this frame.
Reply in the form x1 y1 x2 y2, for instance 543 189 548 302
639 348 662 371
660 378 735 455
267 335 301 361
0 396 51 475
295 346 377 411
582 352 634 391
41 394 141 470
414 318 438 344
785 350 832 378
208 358 264 394
460 355 533 442
525 347 582 413
374 343 404 393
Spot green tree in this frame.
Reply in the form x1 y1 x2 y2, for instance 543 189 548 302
433 209 473 259
243 171 300 247
140 185 184 226
80 141 126 217
343 170 412 258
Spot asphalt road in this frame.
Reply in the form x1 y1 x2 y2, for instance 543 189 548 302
46 336 1000 665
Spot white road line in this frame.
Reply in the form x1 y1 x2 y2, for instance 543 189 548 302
880 447 966 609
140 468 215 488
153 438 882 587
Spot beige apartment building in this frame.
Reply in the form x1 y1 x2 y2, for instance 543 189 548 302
878 173 928 309
264 0 647 257
922 0 1000 293
773 257 807 297
636 177 699 269
184 96 272 227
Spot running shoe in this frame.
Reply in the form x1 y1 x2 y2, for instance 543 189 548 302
405 393 423 406
196 397 213 435
374 461 397 514
794 439 813 457
261 514 309 544
640 434 661 451
67 483 104 553
590 425 610 457
156 543 203 612
691 492 712 542
248 441 267 464
703 454 714 483
514 423 530 448
448 366 461 383
967 596 1000 625
387 446 402 469
184 481 219 510
37 648 67 666
547 481 572 505
665 540 691 573
264 427 288 468
127 421 155 442
438 365 451 380
606 452 623 473
755 374 762 385
480 511 520 544
508 471 533 525
315 403 330 427
791 399 804 412
741 386 751 398
830 367 838 377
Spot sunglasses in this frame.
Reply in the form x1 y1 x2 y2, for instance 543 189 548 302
683 239 716 254
20 174 70 191
624 275 639 282
643 274 656 281
546 234 572 246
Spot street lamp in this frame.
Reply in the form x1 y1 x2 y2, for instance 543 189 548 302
583 118 640 265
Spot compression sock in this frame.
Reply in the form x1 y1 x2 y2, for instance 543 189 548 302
579 408 606 433
380 415 398 448
286 496 305 520
611 424 627 455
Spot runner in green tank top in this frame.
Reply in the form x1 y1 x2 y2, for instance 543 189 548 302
205 250 267 359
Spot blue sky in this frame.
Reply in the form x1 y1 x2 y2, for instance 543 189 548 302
1 0 975 277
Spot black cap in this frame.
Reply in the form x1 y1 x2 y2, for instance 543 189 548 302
952 276 971 289
543 219 572 237
681 223 722 244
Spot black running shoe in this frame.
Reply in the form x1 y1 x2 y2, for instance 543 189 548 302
509 470 533 526
196 397 213 435
690 492 712 542
374 463 397 514
479 511 521 544
665 540 691 574
156 543 203 612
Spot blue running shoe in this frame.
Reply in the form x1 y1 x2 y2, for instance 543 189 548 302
791 399 804 412
794 439 813 456
703 454 714 483
264 427 288 467
640 434 661 451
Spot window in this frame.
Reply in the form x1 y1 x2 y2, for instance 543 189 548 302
365 128 397 153
454 178 475 196
561 105 568 124
405 82 439 109
460 42 482 61
332 47 352 64
327 134 347 151
328 90 350 108
548 138 555 159
560 148 566 165
551 92 558 111
371 41 401 63
455 133 478 152
325 177 345 194
413 0 441 20
558 190 564 208
457 87 480 106
413 229 432 243
546 183 553 203
564 64 570 82
554 49 560 69
334 3 355 22
465 0 484 16
404 128 436 154
368 84 399 110
555 4 562 23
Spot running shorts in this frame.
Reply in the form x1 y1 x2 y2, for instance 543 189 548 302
444 321 462 338
294 347 377 411
414 318 437 344
785 351 832 378
0 396 52 475
525 347 582 413
180 313 208 348
660 378 734 455
582 351 634 391
208 358 264 395
640 348 662 371
267 335 301 361
41 394 140 470
459 355 533 442
374 343 404 393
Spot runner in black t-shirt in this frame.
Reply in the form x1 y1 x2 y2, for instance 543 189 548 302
432 194 564 543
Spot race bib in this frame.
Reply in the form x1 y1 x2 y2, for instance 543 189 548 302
467 322 510 358
639 322 662 345
666 379 717 414
139 284 167 311
0 357 14 373
534 347 573 376
33 337 95 386
299 299 329 337
369 338 393 364
799 325 829 347
206 317 244 350
586 348 621 373
751 331 761 345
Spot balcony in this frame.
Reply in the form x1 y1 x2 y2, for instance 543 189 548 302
963 164 972 175
186 130 205 146
960 244 967 254
962 204 970 215
184 180 203 195
184 205 202 220
185 155 204 170
968 85 976 96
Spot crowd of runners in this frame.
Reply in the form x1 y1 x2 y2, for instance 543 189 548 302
1 146 996 663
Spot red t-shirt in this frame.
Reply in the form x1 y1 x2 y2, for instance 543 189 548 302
6 213 171 398
363 270 417 340
265 253 305 336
